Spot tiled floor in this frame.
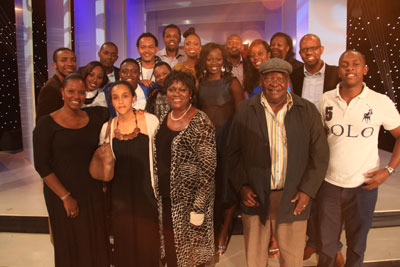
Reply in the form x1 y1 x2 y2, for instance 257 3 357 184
1 150 399 266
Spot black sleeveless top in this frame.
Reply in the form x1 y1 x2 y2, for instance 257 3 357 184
155 117 180 197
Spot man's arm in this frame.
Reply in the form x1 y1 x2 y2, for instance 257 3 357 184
363 125 400 189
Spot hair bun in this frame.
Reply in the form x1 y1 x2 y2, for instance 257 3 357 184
183 27 196 38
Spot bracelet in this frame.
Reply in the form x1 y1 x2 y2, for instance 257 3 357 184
61 192 71 201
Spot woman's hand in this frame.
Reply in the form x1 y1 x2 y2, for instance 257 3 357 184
63 195 79 218
217 228 228 255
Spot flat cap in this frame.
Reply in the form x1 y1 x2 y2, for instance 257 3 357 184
259 58 293 75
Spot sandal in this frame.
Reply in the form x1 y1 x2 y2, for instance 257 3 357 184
268 238 279 258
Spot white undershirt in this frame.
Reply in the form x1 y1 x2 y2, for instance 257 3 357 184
141 67 155 82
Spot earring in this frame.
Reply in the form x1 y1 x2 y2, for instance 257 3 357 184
221 66 225 72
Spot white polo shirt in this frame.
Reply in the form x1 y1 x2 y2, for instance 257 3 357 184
319 83 400 188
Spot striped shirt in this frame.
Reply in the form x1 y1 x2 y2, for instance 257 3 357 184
261 92 293 190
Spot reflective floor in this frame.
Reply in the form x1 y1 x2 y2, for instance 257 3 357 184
1 150 399 266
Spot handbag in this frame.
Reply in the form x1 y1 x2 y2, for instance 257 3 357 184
89 119 114 181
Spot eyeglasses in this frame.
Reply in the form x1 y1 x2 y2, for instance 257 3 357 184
262 77 287 84
300 46 321 54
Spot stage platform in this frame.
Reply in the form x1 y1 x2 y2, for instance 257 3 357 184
1 150 400 266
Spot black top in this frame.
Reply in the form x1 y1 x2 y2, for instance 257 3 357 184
111 133 159 266
33 106 110 267
155 117 180 197
198 76 234 131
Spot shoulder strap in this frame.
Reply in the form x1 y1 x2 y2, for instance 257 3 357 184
105 119 112 142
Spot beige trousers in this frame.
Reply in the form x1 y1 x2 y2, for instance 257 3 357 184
242 191 307 267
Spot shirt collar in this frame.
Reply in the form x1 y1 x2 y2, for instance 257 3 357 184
159 47 185 58
108 70 115 78
304 61 325 77
260 91 293 112
229 56 243 67
335 82 369 100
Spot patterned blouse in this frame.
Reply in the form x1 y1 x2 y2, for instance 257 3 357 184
153 110 217 266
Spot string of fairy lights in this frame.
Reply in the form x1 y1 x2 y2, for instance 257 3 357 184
0 4 20 132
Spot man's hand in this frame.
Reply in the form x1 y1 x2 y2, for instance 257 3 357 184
291 191 310 216
240 186 260 207
363 169 390 190
140 79 154 87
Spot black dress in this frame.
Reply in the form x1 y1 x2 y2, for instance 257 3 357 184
198 77 237 215
155 119 180 267
33 106 110 267
110 133 160 267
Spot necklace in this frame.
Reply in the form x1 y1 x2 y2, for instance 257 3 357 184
114 109 140 140
170 104 192 121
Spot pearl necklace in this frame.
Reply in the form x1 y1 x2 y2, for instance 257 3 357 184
170 104 192 121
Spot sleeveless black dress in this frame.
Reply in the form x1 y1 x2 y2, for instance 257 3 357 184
198 76 237 236
33 107 110 267
110 133 160 267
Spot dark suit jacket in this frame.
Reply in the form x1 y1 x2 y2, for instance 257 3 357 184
78 65 120 81
36 75 63 122
226 93 329 224
290 63 341 97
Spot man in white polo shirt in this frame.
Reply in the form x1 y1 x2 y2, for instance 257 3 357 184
317 50 400 267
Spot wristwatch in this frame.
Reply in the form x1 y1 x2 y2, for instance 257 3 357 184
385 165 395 176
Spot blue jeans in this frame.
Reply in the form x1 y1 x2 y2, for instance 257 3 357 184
317 181 377 267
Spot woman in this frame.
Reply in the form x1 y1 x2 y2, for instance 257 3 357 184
243 39 271 99
174 27 202 79
33 73 109 267
101 80 160 266
270 32 303 71
154 71 216 267
195 43 244 256
81 61 109 108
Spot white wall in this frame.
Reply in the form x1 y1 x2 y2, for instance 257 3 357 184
309 0 347 65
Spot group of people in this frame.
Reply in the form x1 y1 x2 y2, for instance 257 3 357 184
32 23 400 267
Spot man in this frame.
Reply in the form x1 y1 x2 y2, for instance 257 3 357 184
317 50 400 267
98 42 119 82
291 34 340 106
119 58 150 110
226 34 244 86
136 32 162 88
156 24 186 69
227 58 329 267
145 62 172 119
36 47 77 121
290 34 343 265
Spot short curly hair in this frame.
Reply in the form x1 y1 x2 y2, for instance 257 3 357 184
164 70 196 96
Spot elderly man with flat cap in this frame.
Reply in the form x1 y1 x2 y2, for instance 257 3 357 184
226 58 329 267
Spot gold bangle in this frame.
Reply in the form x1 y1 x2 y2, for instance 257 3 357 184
61 192 71 201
